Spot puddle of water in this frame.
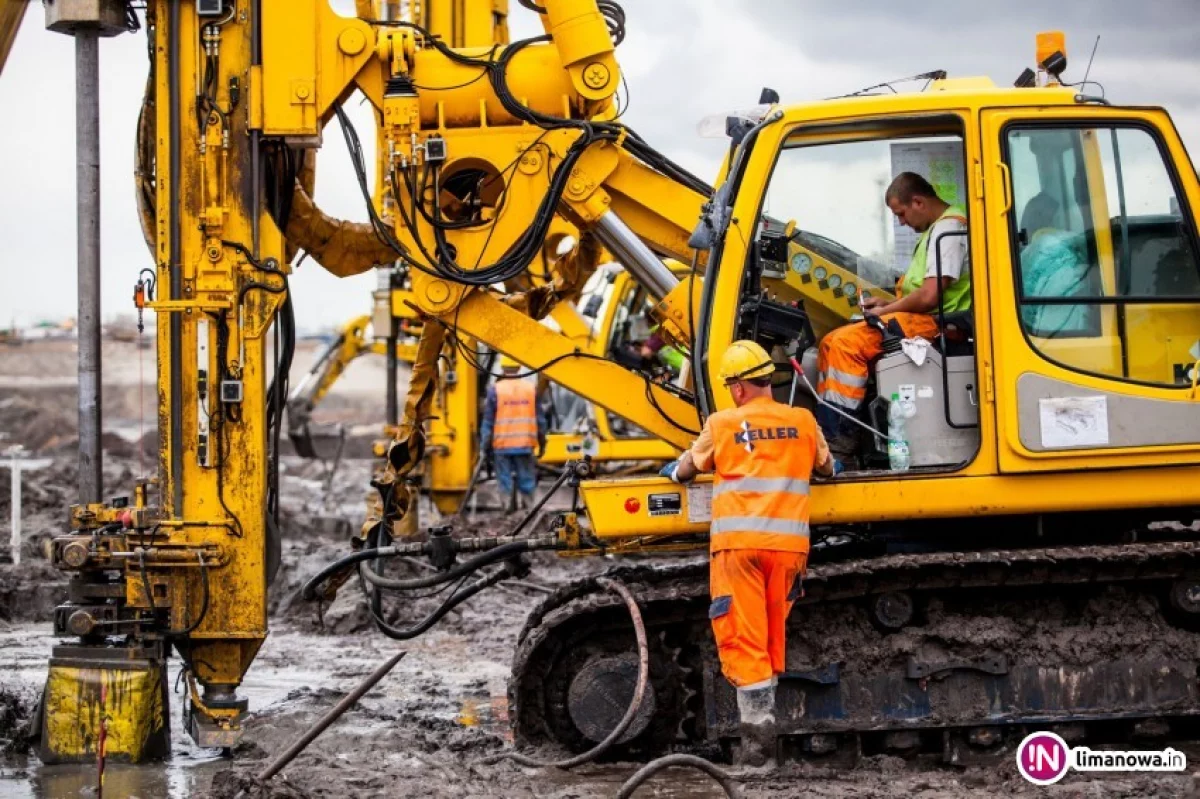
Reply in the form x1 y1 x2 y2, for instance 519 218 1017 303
1 625 233 799
0 624 517 798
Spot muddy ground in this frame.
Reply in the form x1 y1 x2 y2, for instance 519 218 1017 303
1 340 1198 798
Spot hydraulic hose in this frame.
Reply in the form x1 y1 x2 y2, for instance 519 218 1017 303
301 545 398 600
482 577 648 769
302 539 544 600
616 754 739 799
358 540 540 591
365 561 520 641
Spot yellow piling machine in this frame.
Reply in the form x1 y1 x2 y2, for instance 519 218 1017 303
38 0 1200 770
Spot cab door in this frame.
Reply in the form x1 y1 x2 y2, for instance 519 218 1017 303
982 106 1200 473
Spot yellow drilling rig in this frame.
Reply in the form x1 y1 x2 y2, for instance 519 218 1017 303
25 0 1200 769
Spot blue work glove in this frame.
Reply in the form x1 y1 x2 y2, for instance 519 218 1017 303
658 458 683 483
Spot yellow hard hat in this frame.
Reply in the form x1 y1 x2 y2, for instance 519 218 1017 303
498 353 520 369
718 340 775 385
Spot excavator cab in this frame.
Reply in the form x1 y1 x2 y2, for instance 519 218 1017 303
699 79 1200 485
725 115 983 472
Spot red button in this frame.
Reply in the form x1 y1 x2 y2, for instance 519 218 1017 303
624 497 641 514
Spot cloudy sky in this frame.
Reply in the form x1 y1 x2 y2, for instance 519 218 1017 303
1 0 1197 332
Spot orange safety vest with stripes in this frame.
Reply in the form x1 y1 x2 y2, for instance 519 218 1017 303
708 397 818 555
493 378 538 451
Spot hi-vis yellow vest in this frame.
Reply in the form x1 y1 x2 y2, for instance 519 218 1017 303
493 379 538 451
898 204 970 313
708 397 818 554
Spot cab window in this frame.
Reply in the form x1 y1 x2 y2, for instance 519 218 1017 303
753 128 971 338
1005 124 1200 386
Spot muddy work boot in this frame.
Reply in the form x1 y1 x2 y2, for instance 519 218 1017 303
734 683 777 767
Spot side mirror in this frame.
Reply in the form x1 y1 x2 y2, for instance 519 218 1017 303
758 87 780 105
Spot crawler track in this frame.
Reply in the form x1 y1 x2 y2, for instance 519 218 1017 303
511 538 1200 763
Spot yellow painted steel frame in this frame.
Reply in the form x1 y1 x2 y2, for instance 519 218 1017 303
424 332 480 513
436 288 699 449
537 267 683 465
146 0 281 735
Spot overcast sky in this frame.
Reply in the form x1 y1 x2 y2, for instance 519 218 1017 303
1 0 1197 332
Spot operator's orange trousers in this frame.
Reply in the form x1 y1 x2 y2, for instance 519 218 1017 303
816 312 939 411
709 549 809 688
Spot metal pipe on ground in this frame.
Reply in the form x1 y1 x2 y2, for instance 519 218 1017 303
75 31 102 503
257 650 406 782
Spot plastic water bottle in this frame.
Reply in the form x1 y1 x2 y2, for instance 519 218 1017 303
887 392 911 472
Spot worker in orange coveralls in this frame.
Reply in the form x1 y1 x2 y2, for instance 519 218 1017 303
816 171 969 457
659 340 834 766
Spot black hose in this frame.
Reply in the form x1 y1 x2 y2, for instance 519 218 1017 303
301 546 399 600
366 562 519 640
481 577 647 768
358 540 540 591
616 754 740 799
303 539 542 599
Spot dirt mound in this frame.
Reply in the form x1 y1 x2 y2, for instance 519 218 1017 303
0 395 75 453
0 684 35 755
0 559 64 622
0 455 140 520
40 430 139 459
208 770 312 799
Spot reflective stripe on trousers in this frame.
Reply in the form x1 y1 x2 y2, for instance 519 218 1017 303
824 367 867 388
816 312 941 411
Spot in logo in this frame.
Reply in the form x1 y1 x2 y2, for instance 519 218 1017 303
1017 731 1070 785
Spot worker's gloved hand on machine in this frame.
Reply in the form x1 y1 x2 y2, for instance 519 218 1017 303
658 456 691 484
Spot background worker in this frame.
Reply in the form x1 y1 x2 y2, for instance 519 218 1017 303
660 340 834 766
815 172 970 453
480 355 544 511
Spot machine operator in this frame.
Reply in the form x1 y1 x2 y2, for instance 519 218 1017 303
815 172 970 454
480 355 546 511
660 340 834 765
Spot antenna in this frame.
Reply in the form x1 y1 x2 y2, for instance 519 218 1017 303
1082 35 1100 88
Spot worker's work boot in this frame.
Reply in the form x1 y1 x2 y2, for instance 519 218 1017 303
734 683 777 768
518 491 535 511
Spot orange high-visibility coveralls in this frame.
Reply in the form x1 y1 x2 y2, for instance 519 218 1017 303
816 206 968 413
688 396 828 688
815 313 939 411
